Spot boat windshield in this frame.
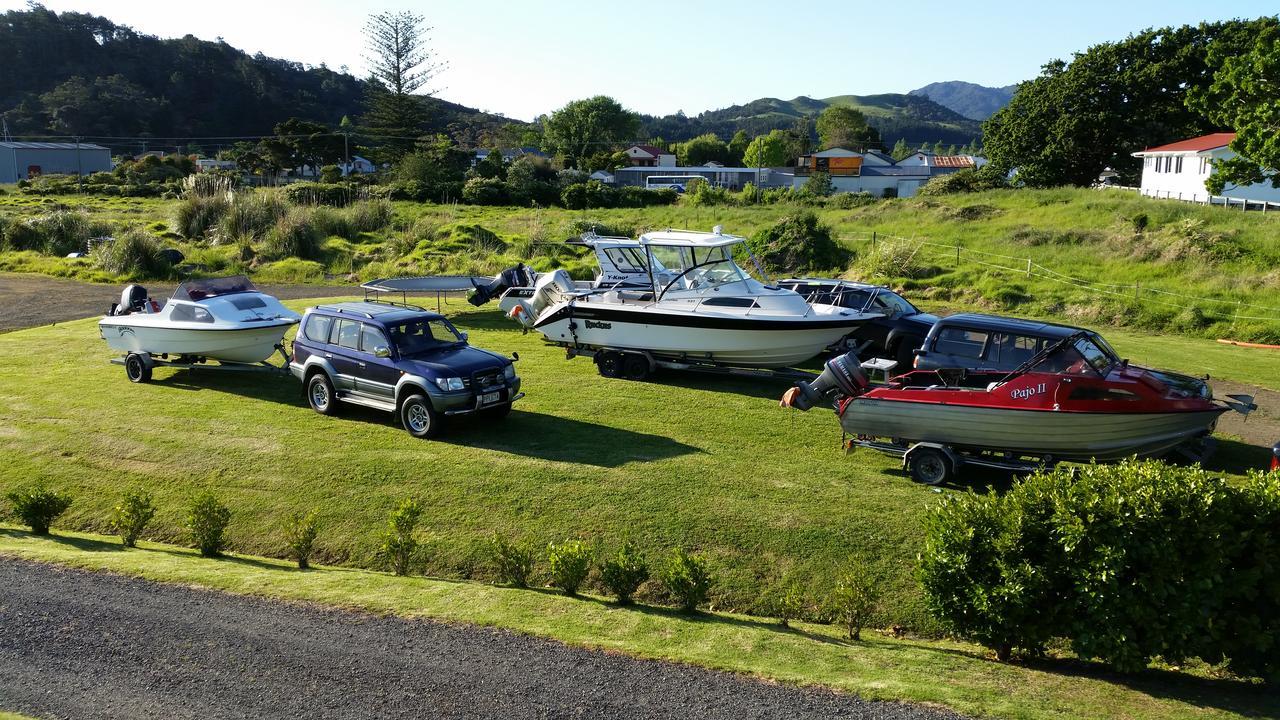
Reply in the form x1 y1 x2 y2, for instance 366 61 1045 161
388 317 465 354
173 276 257 301
647 244 750 295
1029 334 1118 377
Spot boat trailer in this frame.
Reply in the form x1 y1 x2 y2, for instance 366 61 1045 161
844 438 1060 486
109 345 291 384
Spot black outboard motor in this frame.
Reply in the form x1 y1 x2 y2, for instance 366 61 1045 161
782 352 869 411
469 264 536 306
112 284 150 316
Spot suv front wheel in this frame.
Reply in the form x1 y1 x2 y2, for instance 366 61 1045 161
307 371 339 416
400 394 443 439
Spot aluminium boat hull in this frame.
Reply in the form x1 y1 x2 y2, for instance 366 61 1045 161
532 302 868 368
839 397 1225 461
99 320 295 364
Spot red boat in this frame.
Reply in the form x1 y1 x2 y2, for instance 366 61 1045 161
781 331 1256 483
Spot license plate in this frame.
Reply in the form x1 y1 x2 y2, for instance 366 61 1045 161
479 391 501 406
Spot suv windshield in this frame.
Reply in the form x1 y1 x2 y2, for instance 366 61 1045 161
388 318 465 355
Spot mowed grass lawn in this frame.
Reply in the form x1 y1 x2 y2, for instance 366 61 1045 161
2 527 1274 720
0 298 944 630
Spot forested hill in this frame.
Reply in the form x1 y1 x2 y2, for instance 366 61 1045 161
637 93 983 148
0 6 502 145
909 81 1017 121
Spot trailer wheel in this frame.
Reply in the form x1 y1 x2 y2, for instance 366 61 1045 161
125 353 152 383
621 354 650 381
596 351 623 378
908 447 951 485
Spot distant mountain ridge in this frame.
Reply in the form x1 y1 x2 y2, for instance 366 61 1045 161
908 81 1017 121
639 93 983 148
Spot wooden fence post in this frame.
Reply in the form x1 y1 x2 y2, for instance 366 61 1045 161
1025 258 1032 277
871 231 876 250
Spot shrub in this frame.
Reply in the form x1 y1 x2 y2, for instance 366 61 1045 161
345 199 393 233
801 172 835 197
917 166 1009 196
173 194 230 239
93 228 172 278
6 485 72 535
920 460 1280 676
462 177 510 206
186 492 231 557
600 540 649 605
858 239 930 279
26 209 105 255
661 548 712 613
284 182 356 207
747 212 851 274
320 165 343 183
282 510 319 569
262 209 322 260
769 577 806 628
379 498 423 576
828 563 881 640
109 490 156 548
219 192 287 242
489 532 537 588
546 539 593 596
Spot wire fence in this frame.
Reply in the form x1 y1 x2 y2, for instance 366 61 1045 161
848 231 1280 324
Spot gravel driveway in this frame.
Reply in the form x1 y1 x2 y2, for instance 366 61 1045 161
0 559 964 720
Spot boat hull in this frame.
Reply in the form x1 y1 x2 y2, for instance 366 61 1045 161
532 304 867 368
99 320 294 364
839 398 1224 461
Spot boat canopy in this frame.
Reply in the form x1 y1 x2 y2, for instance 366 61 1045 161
172 275 257 301
638 229 745 248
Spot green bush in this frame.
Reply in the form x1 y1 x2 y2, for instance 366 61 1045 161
25 209 106 255
920 461 1280 677
489 532 537 588
747 212 851 274
93 228 172 278
801 172 835 197
320 165 343 183
858 239 932 280
262 209 322 260
917 166 1009 196
661 548 712 613
600 540 649 605
828 563 881 640
828 191 876 209
186 492 231 557
282 510 319 569
547 539 593 596
462 177 510 206
219 192 288 242
109 490 156 548
379 498 423 576
769 577 806 628
6 485 72 535
284 182 356 207
173 194 230 239
345 199 393 233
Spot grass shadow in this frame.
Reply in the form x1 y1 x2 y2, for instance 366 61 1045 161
1202 437 1272 476
444 410 701 467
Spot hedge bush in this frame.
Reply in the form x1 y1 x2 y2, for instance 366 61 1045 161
920 460 1280 679
186 492 231 557
379 498 423 576
93 228 172 278
547 539 592 596
600 540 649 605
6 485 72 535
489 532 537 588
747 212 851 274
661 548 712 613
109 489 156 548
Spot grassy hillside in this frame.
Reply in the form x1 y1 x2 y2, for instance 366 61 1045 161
3 187 1276 341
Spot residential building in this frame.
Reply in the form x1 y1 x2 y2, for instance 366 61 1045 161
589 170 616 184
473 147 547 166
613 165 786 190
0 141 112 184
788 148 986 198
196 158 237 172
623 144 677 167
795 148 864 177
1131 132 1280 204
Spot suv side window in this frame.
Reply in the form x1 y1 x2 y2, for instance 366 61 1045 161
933 327 988 358
303 314 334 343
333 319 361 350
991 333 1042 366
360 324 388 353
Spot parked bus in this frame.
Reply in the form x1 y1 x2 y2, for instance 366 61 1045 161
645 175 705 192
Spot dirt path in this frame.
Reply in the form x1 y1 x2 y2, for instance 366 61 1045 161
0 558 960 720
0 272 355 333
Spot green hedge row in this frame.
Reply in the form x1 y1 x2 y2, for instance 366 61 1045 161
920 460 1280 680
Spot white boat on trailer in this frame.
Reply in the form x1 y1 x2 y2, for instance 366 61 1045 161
99 276 300 382
473 228 879 376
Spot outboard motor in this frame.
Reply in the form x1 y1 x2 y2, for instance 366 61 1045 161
469 264 536 306
506 270 575 329
114 284 150 315
780 352 869 411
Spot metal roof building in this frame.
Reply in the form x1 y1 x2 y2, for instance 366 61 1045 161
0 142 112 184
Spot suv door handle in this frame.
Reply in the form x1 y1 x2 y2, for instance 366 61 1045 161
324 353 333 359
358 361 366 368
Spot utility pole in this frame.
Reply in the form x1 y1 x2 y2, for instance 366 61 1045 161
75 135 83 193
343 131 350 176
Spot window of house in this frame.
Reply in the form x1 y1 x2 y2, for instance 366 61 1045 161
1199 157 1209 174
1175 156 1183 173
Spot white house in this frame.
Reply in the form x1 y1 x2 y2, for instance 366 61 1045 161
1131 132 1280 204
341 156 375 176
196 158 237 172
589 170 615 184
623 144 677 167
788 148 987 198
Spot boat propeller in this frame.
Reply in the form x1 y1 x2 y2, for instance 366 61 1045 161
1223 394 1258 417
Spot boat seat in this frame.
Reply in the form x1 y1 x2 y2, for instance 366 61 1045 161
617 290 653 302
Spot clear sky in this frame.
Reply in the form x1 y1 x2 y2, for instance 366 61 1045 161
8 0 1278 120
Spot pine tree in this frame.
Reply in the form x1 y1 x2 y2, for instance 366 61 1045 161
360 11 446 160
890 138 911 160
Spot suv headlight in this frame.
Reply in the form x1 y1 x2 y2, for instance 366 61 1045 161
434 377 465 392
503 364 516 381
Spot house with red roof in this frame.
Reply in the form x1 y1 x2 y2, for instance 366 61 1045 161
623 144 677 167
1131 132 1280 205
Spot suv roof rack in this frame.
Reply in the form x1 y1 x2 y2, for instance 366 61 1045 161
359 295 427 312
314 303 375 318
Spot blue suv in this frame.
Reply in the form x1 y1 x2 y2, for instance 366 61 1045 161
290 301 522 438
